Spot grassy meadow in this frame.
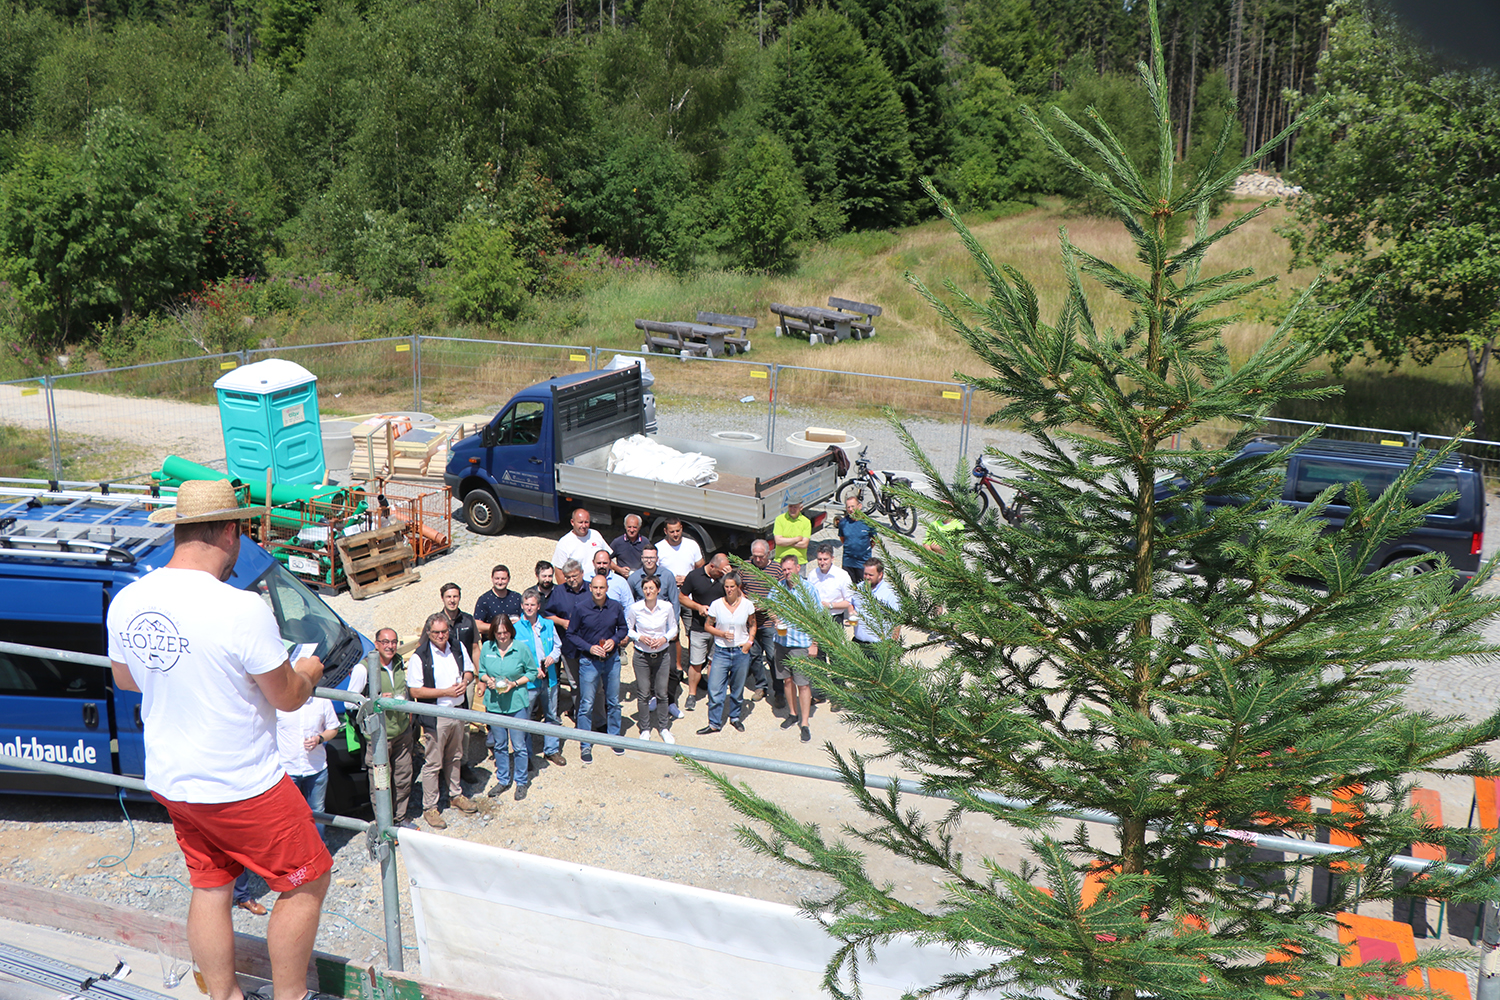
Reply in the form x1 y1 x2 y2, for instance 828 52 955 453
5 195 1494 443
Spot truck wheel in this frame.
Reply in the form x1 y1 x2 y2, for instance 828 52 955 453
463 489 507 536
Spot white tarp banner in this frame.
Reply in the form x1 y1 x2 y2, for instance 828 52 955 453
400 830 990 1000
606 433 718 486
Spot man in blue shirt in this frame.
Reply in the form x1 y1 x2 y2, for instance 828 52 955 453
837 494 878 579
545 560 589 703
565 575 628 763
851 558 901 651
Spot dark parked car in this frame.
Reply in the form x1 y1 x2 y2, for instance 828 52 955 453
1156 438 1486 585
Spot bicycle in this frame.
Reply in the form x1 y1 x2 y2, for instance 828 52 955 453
834 446 918 535
972 454 1026 525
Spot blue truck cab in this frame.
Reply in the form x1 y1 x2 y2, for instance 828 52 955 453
0 484 371 798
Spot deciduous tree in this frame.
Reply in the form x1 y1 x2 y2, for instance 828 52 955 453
1285 0 1500 437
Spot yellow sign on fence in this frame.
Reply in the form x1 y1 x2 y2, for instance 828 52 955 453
219 361 237 370
20 387 38 396
942 390 961 400
750 371 767 379
395 343 410 352
570 354 587 362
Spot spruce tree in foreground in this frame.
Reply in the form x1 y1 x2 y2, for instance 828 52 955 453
705 3 1500 997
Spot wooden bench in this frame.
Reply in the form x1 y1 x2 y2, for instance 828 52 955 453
696 311 756 354
634 319 716 358
827 296 881 339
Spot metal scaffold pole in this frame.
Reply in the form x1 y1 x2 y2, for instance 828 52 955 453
363 669 404 972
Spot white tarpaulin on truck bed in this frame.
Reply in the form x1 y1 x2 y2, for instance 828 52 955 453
606 433 718 486
400 829 993 1000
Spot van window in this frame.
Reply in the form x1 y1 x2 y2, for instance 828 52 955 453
1293 458 1460 516
0 621 108 698
1292 459 1395 505
1407 472 1461 517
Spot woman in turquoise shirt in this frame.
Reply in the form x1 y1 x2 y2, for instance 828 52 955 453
477 615 540 800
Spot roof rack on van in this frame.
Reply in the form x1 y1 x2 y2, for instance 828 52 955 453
0 482 175 565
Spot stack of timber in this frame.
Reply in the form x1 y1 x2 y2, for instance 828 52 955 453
347 415 470 482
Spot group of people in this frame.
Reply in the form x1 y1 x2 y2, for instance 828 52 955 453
107 479 901 1000
347 497 905 828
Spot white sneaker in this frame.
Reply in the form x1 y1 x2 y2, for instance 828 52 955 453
640 728 654 741
660 728 676 745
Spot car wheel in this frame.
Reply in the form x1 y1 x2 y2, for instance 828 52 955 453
463 489 507 536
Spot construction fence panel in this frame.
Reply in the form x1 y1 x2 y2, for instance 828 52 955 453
772 364 968 475
0 377 58 480
1416 433 1500 483
48 355 241 482
415 337 594 420
245 337 414 419
609 350 776 445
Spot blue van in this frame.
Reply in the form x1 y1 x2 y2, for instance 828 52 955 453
1157 438 1486 585
0 485 371 798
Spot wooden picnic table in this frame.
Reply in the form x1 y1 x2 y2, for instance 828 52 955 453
770 303 856 344
634 319 730 357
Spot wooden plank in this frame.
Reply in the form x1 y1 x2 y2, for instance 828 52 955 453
0 878 355 995
696 311 756 331
828 296 882 316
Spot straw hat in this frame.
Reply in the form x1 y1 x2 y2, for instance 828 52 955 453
148 480 256 524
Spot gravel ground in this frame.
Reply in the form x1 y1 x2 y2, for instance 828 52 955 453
4 383 1500 983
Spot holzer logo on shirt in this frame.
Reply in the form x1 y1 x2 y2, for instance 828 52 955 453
120 611 190 670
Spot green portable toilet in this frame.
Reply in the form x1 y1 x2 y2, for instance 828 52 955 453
215 358 326 485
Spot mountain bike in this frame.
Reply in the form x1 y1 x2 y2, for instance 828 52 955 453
972 454 1026 525
833 447 918 535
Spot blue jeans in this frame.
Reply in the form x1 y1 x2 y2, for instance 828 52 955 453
576 651 621 754
529 678 562 757
291 769 329 840
707 645 749 729
487 707 531 788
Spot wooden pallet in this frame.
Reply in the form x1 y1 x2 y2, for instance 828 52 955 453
335 523 420 599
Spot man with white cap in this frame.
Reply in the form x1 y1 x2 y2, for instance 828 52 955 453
108 480 333 1000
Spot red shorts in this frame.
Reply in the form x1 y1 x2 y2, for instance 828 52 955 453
154 774 333 892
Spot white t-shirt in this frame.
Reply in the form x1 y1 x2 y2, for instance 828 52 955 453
706 596 756 649
107 567 289 803
412 644 465 707
655 537 704 581
277 698 340 777
552 529 611 571
809 564 854 617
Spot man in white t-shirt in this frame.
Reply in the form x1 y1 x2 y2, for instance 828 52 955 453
107 480 333 1000
551 508 611 572
654 516 705 586
409 612 477 830
808 542 854 621
277 696 342 844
